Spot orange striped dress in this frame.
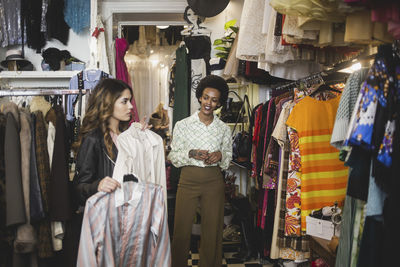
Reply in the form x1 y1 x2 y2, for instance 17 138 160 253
286 96 348 231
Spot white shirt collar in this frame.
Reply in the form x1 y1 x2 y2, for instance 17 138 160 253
190 111 219 128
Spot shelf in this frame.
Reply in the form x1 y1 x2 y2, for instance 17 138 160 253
0 71 79 89
0 71 79 79
227 83 247 90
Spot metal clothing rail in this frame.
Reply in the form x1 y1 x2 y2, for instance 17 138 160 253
0 88 90 96
272 53 377 91
273 73 325 91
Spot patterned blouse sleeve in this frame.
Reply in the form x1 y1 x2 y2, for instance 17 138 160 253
168 121 191 168
219 125 232 170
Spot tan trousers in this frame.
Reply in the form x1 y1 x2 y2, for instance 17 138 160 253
171 166 225 267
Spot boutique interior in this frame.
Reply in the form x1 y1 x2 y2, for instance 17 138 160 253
0 0 399 267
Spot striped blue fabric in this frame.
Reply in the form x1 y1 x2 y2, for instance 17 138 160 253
77 182 171 267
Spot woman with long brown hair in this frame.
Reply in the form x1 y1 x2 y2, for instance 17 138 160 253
68 78 149 264
73 78 143 206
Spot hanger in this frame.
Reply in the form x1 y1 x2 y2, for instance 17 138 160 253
123 156 138 182
123 174 138 182
310 83 341 97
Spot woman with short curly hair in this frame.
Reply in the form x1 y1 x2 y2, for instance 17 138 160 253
168 75 232 267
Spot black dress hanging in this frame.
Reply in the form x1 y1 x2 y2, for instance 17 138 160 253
46 0 70 45
21 0 46 52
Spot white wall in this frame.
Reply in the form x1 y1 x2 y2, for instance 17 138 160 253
202 0 244 58
0 29 90 71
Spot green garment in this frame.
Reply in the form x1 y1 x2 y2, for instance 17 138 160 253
172 45 190 128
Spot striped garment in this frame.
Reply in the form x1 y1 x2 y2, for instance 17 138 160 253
286 96 348 231
77 181 171 267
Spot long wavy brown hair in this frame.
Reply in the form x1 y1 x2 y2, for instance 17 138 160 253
73 78 133 159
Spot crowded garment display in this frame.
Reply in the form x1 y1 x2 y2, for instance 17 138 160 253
0 72 170 267
1 0 400 266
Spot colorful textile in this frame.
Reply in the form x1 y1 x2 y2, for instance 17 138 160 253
284 87 336 235
286 96 348 231
263 97 291 189
331 69 368 149
346 59 388 150
285 126 302 236
77 182 170 267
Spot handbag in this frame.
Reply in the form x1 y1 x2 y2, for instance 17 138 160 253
231 95 252 169
220 91 244 123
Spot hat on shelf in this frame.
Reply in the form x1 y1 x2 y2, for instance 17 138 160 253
42 47 71 71
1 49 33 70
187 0 230 18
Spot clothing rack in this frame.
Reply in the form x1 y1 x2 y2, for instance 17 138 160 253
0 88 90 96
273 72 325 91
273 53 377 91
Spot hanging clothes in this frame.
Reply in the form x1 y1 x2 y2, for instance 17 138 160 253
183 35 211 114
125 29 177 119
331 68 369 148
3 102 26 227
34 110 54 258
64 0 90 34
0 113 13 267
46 108 63 252
77 181 170 267
67 70 110 122
0 0 23 47
49 106 72 222
29 113 45 222
88 16 110 73
46 0 70 45
112 123 167 205
21 0 46 52
338 44 400 266
270 101 310 261
236 0 268 62
12 109 39 267
172 45 190 127
115 38 140 122
286 96 348 231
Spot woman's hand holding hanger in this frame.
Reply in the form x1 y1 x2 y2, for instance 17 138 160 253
98 176 121 193
139 115 152 131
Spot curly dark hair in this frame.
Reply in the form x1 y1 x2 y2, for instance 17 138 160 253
195 75 229 106
73 78 133 158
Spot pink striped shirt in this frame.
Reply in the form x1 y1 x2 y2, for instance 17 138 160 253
77 181 171 267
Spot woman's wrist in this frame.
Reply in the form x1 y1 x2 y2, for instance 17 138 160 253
188 149 196 158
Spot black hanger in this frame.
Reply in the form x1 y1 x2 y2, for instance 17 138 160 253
123 174 138 182
310 83 341 97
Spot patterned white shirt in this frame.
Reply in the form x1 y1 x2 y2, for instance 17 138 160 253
168 111 232 170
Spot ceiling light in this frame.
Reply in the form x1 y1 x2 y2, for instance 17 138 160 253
156 25 169 29
338 62 362 74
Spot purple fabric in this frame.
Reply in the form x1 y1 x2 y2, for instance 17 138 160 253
115 38 139 122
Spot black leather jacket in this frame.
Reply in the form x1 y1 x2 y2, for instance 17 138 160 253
73 128 117 206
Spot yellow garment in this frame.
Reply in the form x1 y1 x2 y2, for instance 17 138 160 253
286 96 348 231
